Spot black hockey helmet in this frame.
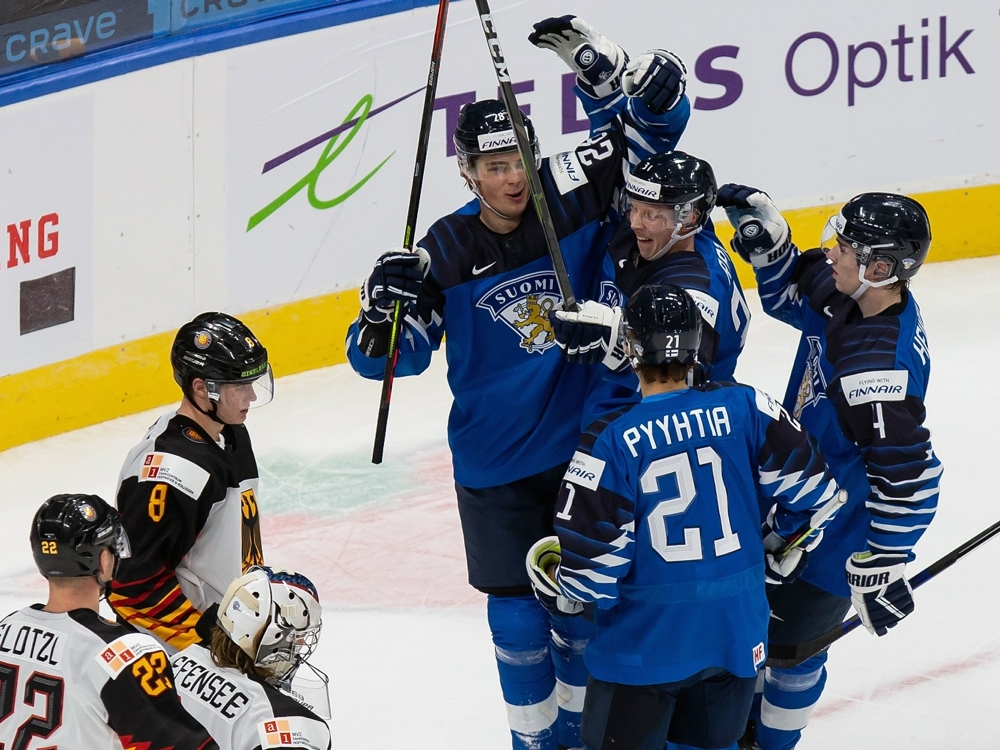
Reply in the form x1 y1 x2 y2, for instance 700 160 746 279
624 151 718 230
171 312 273 411
623 284 703 367
453 99 539 178
31 494 130 579
821 193 931 281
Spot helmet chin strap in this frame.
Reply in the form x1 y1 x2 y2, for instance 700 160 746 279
647 223 703 262
185 384 228 426
466 176 517 222
850 264 898 301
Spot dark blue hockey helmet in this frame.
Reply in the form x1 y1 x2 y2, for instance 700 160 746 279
623 284 703 367
453 99 540 178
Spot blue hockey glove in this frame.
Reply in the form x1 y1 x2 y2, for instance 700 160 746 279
360 247 430 325
846 551 914 636
762 507 819 586
528 16 628 99
717 184 791 267
552 301 628 369
526 537 584 617
621 49 687 114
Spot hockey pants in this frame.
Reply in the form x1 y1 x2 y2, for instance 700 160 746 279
488 594 593 750
751 651 829 750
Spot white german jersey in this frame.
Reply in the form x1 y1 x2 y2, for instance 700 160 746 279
171 645 331 750
110 410 262 651
0 605 215 749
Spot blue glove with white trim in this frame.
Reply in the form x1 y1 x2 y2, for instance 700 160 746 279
846 551 914 636
717 184 791 267
529 16 628 99
360 247 430 325
552 301 628 369
526 536 584 616
621 49 687 114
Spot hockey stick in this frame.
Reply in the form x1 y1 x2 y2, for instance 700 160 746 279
371 0 450 465
473 0 578 310
766 516 1000 668
773 490 847 559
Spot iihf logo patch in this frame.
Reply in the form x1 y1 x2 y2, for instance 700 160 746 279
477 270 562 354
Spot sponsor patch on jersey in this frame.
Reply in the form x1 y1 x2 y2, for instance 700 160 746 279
684 289 720 328
565 451 606 491
551 150 589 195
139 452 210 498
258 716 327 750
754 388 782 421
476 270 562 355
840 370 909 406
478 130 516 152
625 174 661 201
96 633 163 679
182 427 207 443
753 641 766 669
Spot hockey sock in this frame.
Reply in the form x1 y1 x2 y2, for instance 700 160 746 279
549 611 593 749
756 652 828 750
488 595 560 750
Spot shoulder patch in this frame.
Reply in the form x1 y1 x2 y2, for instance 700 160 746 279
564 451 606 491
754 388 782 421
685 288 720 327
96 633 164 679
550 150 589 195
182 426 207 443
139 451 210 498
258 716 329 750
840 370 909 406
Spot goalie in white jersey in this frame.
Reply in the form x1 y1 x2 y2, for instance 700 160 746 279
170 566 332 750
0 493 217 749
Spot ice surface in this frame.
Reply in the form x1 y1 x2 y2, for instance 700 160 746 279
2 256 998 748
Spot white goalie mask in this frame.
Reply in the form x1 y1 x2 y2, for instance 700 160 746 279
218 566 323 682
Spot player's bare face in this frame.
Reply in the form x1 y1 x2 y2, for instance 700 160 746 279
824 239 864 296
475 151 529 219
215 382 256 424
629 200 678 259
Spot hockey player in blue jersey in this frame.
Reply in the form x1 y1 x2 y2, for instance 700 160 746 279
550 151 749 386
526 284 841 750
346 16 691 750
717 186 942 750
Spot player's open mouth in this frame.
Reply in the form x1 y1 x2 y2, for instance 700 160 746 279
507 189 525 201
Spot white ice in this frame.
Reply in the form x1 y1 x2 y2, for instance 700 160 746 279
2 256 998 748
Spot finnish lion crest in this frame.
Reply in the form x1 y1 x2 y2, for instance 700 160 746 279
477 270 562 354
794 336 828 418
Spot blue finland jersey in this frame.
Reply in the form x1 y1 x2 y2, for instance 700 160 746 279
753 247 942 596
553 383 840 686
347 94 690 488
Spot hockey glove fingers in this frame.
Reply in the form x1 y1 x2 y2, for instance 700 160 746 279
360 247 431 325
528 15 627 100
846 552 914 636
717 183 791 267
762 514 812 586
552 301 628 370
622 49 687 114
526 536 584 617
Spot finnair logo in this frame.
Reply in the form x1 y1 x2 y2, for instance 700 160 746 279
841 370 908 406
479 131 516 151
626 174 660 200
552 150 589 195
565 451 605 491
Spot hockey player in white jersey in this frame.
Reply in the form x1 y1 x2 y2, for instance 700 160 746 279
111 312 274 651
0 493 217 749
170 567 331 750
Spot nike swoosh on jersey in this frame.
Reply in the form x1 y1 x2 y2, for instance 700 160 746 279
472 262 497 275
618 258 627 268
823 306 833 317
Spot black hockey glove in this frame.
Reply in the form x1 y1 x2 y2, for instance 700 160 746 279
528 15 628 99
622 49 687 114
846 552 914 636
552 301 628 369
526 537 584 617
360 247 430 325
717 183 791 267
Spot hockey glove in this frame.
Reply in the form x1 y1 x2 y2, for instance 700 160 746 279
846 551 914 636
717 183 791 267
552 301 628 369
621 49 687 114
360 247 431 325
526 536 584 617
762 507 819 586
528 15 627 100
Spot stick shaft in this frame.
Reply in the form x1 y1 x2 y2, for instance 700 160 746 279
372 0 450 465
